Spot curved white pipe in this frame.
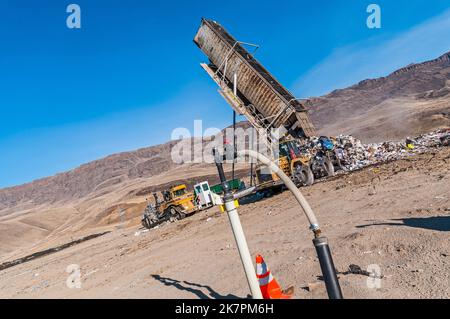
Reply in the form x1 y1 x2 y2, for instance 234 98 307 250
238 149 320 232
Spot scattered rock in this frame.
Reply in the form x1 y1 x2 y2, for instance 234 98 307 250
224 244 233 250
345 232 363 240
306 281 322 292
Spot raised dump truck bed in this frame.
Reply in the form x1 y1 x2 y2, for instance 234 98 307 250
194 18 316 138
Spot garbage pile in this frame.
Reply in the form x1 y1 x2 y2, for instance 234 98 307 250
332 128 450 171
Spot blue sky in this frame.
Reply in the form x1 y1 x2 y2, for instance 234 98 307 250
1 0 450 188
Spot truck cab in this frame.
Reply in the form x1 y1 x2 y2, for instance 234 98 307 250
194 181 215 209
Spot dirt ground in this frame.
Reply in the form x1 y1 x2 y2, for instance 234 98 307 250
0 148 449 299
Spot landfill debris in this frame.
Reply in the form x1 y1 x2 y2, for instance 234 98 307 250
309 129 450 172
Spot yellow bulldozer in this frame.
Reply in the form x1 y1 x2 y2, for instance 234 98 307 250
141 184 198 229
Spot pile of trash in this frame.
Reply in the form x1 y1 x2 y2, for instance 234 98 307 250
332 128 450 171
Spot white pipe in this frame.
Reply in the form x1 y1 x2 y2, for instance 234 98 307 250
238 149 320 231
224 200 263 299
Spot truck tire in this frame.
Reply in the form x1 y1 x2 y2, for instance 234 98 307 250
294 165 314 186
333 150 344 171
335 157 344 171
324 157 335 177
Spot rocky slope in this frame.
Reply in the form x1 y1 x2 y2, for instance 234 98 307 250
1 51 450 259
308 51 450 141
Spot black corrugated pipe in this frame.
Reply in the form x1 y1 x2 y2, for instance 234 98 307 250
313 237 343 299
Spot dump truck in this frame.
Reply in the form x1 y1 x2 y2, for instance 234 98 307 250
194 18 318 188
194 18 317 144
141 184 198 229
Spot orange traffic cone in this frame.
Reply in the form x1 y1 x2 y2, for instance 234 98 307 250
255 255 294 299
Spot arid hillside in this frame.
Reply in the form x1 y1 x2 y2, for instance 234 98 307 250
1 147 449 299
308 51 450 142
1 52 450 261
0 123 249 259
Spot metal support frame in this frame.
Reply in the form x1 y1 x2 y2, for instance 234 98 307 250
215 41 260 85
213 148 263 299
201 41 311 162
213 42 311 159
200 63 276 160
267 98 306 130
231 73 237 181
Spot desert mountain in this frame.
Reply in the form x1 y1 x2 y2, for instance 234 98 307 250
1 51 450 259
308 51 450 142
0 123 250 259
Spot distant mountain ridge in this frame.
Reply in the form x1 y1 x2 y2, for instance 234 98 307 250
307 50 450 141
1 50 450 260
0 140 178 213
1 51 450 213
0 121 251 213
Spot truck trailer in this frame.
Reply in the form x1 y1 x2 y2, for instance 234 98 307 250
194 18 317 146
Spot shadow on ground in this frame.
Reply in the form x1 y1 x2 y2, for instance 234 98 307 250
151 274 243 299
356 216 450 232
